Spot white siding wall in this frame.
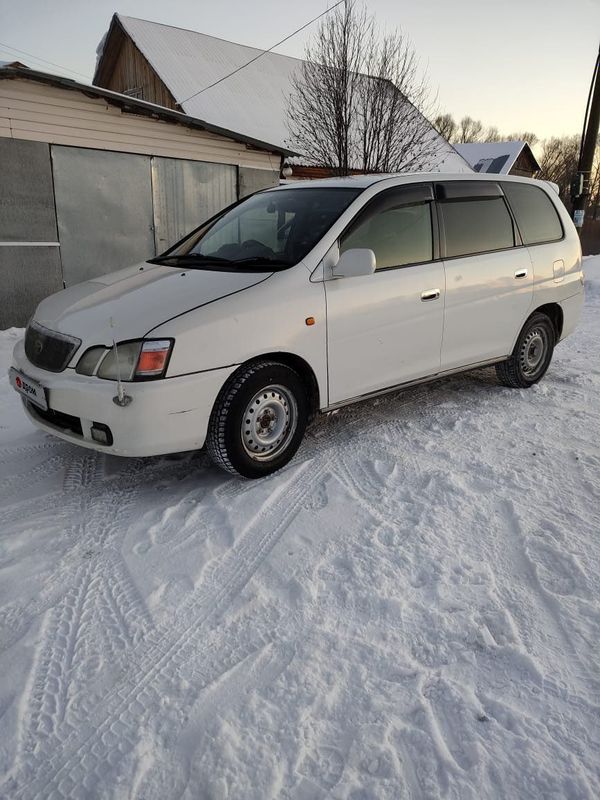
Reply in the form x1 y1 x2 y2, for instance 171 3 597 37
0 79 281 171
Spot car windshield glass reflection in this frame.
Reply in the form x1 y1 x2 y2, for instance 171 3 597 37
152 188 361 271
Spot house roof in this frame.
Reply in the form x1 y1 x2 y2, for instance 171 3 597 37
0 63 292 155
453 141 540 174
94 14 472 173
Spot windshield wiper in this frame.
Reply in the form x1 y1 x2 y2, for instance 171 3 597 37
149 253 233 265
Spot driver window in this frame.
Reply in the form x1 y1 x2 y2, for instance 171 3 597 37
341 200 433 270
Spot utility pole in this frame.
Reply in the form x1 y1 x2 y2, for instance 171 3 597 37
572 44 600 232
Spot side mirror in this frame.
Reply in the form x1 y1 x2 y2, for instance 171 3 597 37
331 248 376 279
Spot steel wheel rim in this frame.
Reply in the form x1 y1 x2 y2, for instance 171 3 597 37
519 327 547 376
241 384 298 461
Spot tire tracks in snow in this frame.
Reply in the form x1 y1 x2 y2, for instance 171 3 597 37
10 453 156 776
0 453 69 500
0 453 144 650
5 458 329 799
0 450 196 649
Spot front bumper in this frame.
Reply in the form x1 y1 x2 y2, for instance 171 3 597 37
11 339 236 457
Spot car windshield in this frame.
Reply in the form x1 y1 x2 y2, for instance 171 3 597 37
150 187 362 270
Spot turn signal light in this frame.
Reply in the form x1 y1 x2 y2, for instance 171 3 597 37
135 340 172 377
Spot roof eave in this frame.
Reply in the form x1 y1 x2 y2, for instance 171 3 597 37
522 142 541 173
0 65 297 157
92 12 121 87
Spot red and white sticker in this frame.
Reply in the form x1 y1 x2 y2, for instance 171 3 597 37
9 368 48 411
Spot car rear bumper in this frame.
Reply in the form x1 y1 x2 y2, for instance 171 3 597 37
11 339 235 457
559 289 584 341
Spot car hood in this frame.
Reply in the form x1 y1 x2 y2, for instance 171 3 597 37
33 262 271 346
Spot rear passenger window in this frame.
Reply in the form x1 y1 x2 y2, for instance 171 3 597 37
502 182 563 245
439 197 515 258
341 202 433 270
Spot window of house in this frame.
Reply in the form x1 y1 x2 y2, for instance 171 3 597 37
502 182 563 245
439 197 515 258
341 199 433 270
123 87 144 100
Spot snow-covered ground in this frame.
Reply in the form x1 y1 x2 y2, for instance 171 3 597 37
1 259 599 800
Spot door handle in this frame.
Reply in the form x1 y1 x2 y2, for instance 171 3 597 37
421 288 440 301
514 269 528 279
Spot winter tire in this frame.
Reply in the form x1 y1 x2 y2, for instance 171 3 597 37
206 360 309 478
495 312 555 388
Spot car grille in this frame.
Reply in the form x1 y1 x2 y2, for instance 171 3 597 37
25 321 81 373
28 403 83 437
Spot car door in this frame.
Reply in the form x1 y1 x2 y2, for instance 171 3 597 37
325 184 445 406
436 181 534 371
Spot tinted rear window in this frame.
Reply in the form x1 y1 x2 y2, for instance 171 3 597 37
502 182 563 245
440 197 515 258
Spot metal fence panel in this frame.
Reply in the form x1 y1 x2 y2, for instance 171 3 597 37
152 158 237 251
0 246 63 327
0 139 58 242
51 146 155 285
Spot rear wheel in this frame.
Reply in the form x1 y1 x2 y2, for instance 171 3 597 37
496 312 555 388
206 360 309 478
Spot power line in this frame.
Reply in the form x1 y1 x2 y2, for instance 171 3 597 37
0 41 93 81
179 0 345 105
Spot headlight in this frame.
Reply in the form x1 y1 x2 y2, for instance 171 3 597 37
76 339 173 381
97 342 142 381
76 346 109 376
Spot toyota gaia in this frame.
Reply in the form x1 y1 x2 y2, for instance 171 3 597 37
10 174 584 478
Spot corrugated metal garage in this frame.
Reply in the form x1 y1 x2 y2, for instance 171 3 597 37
0 65 292 327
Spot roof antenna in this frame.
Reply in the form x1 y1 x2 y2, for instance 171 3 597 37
109 317 132 407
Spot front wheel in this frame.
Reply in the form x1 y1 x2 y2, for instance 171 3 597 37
496 312 555 388
206 360 309 478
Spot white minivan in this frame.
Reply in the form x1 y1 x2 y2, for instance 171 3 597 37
10 173 584 477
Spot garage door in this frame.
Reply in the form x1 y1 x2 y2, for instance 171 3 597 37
51 146 155 286
0 139 63 326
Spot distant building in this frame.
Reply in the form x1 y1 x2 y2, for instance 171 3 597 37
93 13 472 179
0 64 290 327
453 141 540 178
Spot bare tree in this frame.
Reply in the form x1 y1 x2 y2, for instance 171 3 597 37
432 111 539 148
457 116 485 143
287 1 363 175
537 136 600 215
358 31 443 172
537 135 580 209
505 131 539 146
484 125 502 142
287 0 444 175
481 127 539 145
434 113 458 142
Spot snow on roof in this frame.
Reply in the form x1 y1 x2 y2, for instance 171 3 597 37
108 15 471 173
453 141 534 174
0 60 28 69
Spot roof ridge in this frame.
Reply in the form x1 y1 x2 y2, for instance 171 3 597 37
116 13 308 68
456 140 527 146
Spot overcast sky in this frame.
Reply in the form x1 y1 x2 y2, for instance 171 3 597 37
1 0 598 140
